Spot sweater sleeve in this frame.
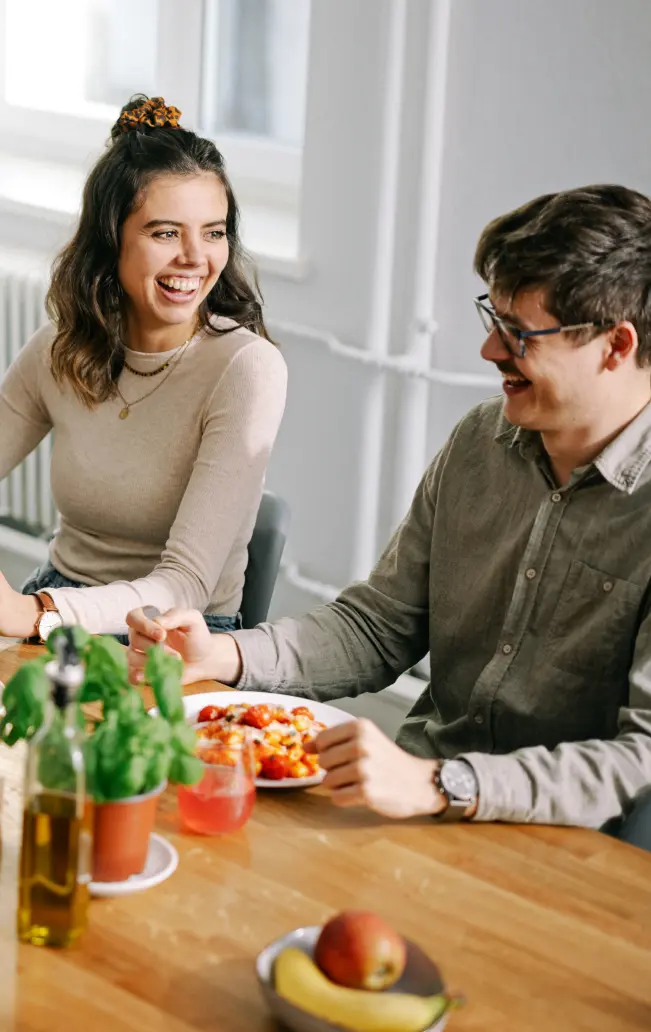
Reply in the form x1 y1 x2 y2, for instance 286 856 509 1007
230 453 438 699
46 339 287 634
0 327 53 479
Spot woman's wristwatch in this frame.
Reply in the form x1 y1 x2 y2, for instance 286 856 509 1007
432 759 479 821
32 591 63 643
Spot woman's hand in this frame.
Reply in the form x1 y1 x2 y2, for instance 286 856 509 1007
126 607 243 686
126 607 214 685
0 572 40 638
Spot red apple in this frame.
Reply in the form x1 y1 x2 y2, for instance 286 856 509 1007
314 910 407 990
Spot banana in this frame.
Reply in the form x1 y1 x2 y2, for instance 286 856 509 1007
274 947 448 1032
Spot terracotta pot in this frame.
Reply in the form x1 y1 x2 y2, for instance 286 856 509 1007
92 782 166 883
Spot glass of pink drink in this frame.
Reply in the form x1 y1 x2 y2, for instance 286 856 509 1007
178 736 256 835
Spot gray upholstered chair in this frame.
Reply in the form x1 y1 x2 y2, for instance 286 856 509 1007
240 491 291 629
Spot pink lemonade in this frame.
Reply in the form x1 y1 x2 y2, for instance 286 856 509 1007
178 769 256 835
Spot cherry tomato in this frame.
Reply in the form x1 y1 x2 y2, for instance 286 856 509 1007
197 705 226 723
240 704 276 729
291 706 314 720
260 754 294 780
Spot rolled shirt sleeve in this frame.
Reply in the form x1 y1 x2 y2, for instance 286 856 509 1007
460 609 651 827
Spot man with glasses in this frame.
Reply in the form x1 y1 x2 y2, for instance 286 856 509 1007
127 184 651 849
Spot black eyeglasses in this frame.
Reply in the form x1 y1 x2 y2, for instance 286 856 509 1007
473 293 614 358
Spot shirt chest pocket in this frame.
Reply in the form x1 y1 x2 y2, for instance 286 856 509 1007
544 560 644 679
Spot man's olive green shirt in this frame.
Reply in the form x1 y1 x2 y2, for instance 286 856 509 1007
234 397 651 826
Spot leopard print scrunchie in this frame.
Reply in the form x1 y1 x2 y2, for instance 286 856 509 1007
117 96 182 133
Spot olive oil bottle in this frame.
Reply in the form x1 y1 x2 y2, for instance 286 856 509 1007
17 631 93 948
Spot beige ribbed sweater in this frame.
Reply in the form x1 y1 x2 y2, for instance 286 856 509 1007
0 318 287 634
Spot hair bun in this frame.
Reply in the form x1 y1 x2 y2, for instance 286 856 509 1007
115 95 182 135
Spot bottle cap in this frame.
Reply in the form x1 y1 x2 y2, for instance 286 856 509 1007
45 630 85 709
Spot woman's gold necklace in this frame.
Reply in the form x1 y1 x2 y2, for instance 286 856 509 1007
122 324 198 378
116 336 194 419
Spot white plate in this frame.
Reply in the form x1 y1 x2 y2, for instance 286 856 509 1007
166 691 353 789
90 832 178 898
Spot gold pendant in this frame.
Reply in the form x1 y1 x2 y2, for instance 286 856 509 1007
119 407 129 420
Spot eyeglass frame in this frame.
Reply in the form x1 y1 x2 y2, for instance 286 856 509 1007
473 293 615 358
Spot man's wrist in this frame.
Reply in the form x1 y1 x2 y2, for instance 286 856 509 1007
464 795 479 820
208 632 243 686
413 759 447 817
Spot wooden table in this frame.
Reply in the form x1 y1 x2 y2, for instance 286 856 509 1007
2 645 651 1032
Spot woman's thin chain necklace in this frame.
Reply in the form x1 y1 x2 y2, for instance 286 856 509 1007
116 336 193 419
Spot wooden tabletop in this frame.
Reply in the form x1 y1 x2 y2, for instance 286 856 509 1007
2 645 651 1032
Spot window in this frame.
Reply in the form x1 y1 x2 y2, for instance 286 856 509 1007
5 0 160 118
0 0 310 226
202 0 310 147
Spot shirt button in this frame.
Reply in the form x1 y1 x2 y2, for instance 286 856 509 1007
603 580 614 593
473 713 484 725
525 567 537 580
551 492 562 503
502 643 513 655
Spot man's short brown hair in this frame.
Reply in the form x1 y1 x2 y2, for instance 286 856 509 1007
474 184 651 366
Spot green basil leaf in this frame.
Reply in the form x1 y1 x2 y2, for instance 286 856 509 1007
46 626 91 656
37 715 78 793
83 636 129 710
140 716 172 748
108 754 149 800
142 746 171 794
169 752 203 786
117 690 145 724
145 647 184 723
77 681 104 704
0 662 50 744
170 721 197 753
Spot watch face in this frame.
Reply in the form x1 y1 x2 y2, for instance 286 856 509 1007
38 610 63 641
440 760 478 802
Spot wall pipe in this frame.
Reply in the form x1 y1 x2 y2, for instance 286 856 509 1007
391 0 452 527
346 0 408 582
267 317 498 390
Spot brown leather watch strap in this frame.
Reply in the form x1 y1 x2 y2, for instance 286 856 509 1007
35 591 58 613
29 591 62 644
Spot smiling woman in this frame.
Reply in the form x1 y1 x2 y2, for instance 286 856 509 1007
0 94 287 642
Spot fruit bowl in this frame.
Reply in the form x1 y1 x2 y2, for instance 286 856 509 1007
256 925 452 1032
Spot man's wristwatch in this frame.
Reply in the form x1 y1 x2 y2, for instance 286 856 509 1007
432 759 479 821
32 591 63 643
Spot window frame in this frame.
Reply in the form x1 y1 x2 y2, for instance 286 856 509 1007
0 0 304 198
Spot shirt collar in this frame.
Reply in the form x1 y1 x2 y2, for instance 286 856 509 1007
494 423 542 464
595 400 651 493
494 400 651 494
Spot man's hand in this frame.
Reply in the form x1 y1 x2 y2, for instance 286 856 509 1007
305 718 446 819
0 572 40 638
126 607 242 686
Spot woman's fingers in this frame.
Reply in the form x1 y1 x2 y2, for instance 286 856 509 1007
128 630 160 654
157 608 207 633
126 607 165 642
128 641 181 684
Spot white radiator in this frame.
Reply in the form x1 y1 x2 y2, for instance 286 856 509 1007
0 271 57 535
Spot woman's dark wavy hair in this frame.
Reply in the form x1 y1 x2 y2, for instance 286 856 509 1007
47 95 271 406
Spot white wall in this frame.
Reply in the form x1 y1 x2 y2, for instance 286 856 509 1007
260 0 651 619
